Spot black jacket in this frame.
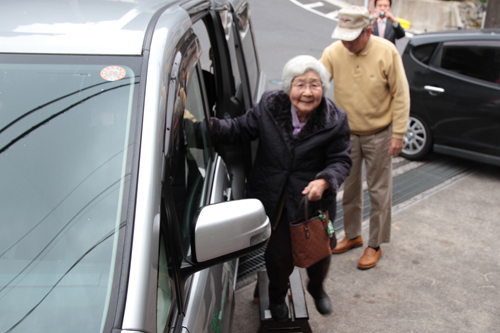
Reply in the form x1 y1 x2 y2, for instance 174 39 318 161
212 90 352 225
371 19 406 44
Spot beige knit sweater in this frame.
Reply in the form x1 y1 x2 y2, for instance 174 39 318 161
320 36 410 140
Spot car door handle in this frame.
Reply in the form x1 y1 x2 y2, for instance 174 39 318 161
424 85 445 95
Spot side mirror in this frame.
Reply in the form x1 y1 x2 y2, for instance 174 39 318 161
180 199 270 275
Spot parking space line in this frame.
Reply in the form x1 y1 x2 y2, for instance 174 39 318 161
303 2 324 9
325 9 339 19
289 0 339 21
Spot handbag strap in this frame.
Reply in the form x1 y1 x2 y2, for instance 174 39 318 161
296 194 310 222
296 193 326 222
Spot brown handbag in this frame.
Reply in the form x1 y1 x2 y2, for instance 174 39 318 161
289 194 334 268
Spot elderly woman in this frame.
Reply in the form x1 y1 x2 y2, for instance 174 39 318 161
211 55 351 321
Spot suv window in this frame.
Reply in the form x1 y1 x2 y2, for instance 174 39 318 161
412 43 438 65
440 41 500 84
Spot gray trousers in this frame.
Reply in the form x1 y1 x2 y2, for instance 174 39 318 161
342 125 393 248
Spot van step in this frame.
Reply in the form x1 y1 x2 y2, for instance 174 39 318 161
256 268 312 333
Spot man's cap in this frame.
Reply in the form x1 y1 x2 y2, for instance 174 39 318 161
331 6 370 41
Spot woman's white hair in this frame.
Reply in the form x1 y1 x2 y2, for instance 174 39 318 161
282 55 331 96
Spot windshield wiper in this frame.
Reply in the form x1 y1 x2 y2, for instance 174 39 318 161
0 81 136 154
0 77 136 135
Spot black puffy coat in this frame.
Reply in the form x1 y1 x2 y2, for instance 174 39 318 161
212 90 352 225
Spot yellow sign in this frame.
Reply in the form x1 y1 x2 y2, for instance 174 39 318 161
396 17 411 30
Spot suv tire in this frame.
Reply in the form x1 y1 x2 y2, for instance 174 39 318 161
401 115 432 160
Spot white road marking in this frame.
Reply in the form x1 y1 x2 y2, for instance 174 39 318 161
289 0 339 21
325 10 339 19
304 2 325 9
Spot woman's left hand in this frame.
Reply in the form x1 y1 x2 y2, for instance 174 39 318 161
302 179 329 201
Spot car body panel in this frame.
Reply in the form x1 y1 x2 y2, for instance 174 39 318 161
419 62 499 156
181 262 235 333
402 29 500 165
0 0 175 55
122 4 190 330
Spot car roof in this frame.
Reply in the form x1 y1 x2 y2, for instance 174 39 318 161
0 0 184 55
409 28 500 46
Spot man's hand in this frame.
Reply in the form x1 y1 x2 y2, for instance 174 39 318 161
302 179 329 201
388 137 404 156
372 9 396 24
384 10 397 24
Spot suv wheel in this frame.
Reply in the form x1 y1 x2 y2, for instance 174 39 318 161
401 115 432 160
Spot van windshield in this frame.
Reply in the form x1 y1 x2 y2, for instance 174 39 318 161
0 55 140 333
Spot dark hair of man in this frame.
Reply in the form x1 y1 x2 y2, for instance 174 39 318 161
374 0 392 6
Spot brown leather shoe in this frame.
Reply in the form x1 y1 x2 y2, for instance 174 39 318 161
357 247 382 270
332 236 363 254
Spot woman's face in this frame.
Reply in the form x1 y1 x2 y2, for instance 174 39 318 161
289 70 323 117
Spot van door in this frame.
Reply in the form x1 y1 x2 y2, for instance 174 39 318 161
159 28 235 333
192 9 252 199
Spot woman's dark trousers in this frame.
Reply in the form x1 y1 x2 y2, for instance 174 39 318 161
264 208 331 304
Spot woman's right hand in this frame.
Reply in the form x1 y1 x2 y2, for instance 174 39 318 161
302 179 329 201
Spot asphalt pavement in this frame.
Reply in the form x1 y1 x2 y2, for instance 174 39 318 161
232 164 500 332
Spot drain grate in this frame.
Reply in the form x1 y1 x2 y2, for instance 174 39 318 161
236 245 267 282
333 155 477 229
236 155 478 284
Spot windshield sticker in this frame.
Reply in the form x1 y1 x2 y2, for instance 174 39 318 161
100 66 126 81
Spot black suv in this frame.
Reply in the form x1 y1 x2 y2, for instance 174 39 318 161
400 29 500 166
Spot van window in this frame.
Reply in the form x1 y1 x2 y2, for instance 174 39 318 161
169 63 213 259
236 4 260 99
220 10 242 90
192 20 218 114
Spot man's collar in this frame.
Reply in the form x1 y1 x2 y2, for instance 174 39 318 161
358 36 373 56
346 36 373 56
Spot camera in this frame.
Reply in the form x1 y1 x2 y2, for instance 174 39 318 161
379 11 385 18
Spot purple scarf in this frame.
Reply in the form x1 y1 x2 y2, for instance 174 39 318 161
291 106 306 136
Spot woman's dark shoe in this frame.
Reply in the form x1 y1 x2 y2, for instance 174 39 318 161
269 301 288 322
312 293 332 315
307 284 332 315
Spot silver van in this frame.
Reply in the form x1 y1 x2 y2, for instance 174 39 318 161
0 0 270 332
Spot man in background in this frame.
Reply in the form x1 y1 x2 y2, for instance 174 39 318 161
371 0 405 44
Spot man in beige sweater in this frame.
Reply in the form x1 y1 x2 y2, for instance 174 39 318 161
320 6 409 269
